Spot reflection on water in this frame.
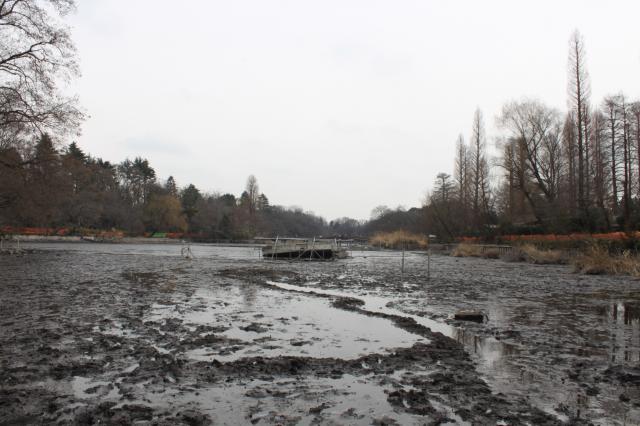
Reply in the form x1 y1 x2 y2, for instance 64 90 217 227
145 286 422 362
238 281 257 307
268 281 522 378
454 328 519 371
602 302 640 363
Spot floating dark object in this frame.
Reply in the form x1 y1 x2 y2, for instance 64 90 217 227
454 310 486 323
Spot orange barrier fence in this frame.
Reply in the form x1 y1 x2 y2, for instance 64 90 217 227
0 226 125 239
459 232 640 244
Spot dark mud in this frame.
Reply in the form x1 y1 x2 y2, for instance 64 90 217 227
0 244 636 424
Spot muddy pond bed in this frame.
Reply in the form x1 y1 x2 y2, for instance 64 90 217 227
1 243 639 425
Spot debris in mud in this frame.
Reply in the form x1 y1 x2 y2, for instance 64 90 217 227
309 402 331 414
387 389 435 415
453 309 486 323
240 322 269 333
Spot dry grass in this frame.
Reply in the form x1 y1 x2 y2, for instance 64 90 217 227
573 245 640 277
452 240 640 277
452 243 565 264
369 231 428 250
518 244 566 264
451 243 485 258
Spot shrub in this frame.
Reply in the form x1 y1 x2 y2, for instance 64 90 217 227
573 245 640 277
451 243 483 257
370 231 428 250
518 244 566 264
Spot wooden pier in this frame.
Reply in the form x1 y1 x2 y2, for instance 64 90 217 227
261 237 349 260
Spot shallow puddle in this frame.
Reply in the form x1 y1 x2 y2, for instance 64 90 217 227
146 285 423 361
122 373 449 425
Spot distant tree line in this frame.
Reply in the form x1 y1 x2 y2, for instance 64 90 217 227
0 139 342 239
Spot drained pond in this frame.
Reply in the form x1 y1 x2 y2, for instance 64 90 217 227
1 243 639 425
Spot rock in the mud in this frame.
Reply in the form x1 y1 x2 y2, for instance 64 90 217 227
454 310 486 323
309 402 331 414
387 389 434 415
179 409 212 426
240 322 269 333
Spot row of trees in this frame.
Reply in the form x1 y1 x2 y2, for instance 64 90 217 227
2 3 636 241
426 30 640 238
0 1 345 239
0 137 336 239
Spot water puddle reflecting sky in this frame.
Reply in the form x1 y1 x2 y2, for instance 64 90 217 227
146 285 423 362
601 302 640 363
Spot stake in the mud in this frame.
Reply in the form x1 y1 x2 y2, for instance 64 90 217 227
309 237 316 260
271 236 278 260
427 247 431 281
427 235 431 281
181 243 194 260
401 242 405 276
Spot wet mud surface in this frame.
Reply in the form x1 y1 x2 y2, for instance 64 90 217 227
0 244 638 424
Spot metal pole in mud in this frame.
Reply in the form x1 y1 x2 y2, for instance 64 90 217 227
271 236 278 260
401 242 405 276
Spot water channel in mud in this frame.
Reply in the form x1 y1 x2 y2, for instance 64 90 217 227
1 242 639 424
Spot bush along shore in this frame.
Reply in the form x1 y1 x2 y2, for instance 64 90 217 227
451 241 640 277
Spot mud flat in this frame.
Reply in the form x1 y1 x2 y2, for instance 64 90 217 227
0 243 638 424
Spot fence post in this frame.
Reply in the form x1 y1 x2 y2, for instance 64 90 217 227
427 247 431 281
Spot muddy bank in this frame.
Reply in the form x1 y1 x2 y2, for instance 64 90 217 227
251 251 640 424
0 243 636 424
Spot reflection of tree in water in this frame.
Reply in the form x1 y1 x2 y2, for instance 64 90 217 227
603 302 640 363
454 328 519 371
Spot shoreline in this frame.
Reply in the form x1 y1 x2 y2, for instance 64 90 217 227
0 235 266 246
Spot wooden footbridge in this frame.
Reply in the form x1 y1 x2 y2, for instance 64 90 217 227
260 237 349 260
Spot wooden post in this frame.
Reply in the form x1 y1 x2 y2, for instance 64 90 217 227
427 247 431 281
426 235 431 281
309 237 316 260
271 236 278 260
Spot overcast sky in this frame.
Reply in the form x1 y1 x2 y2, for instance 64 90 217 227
68 1 640 221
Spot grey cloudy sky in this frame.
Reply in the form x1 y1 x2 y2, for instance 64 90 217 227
68 1 640 220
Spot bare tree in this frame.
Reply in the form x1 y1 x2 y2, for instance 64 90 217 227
632 102 640 199
590 109 609 227
0 0 83 144
434 173 454 204
562 113 577 212
245 175 260 213
603 95 621 212
454 134 469 207
620 95 632 226
567 30 591 213
370 205 391 220
468 108 491 229
499 100 564 201
498 100 565 224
